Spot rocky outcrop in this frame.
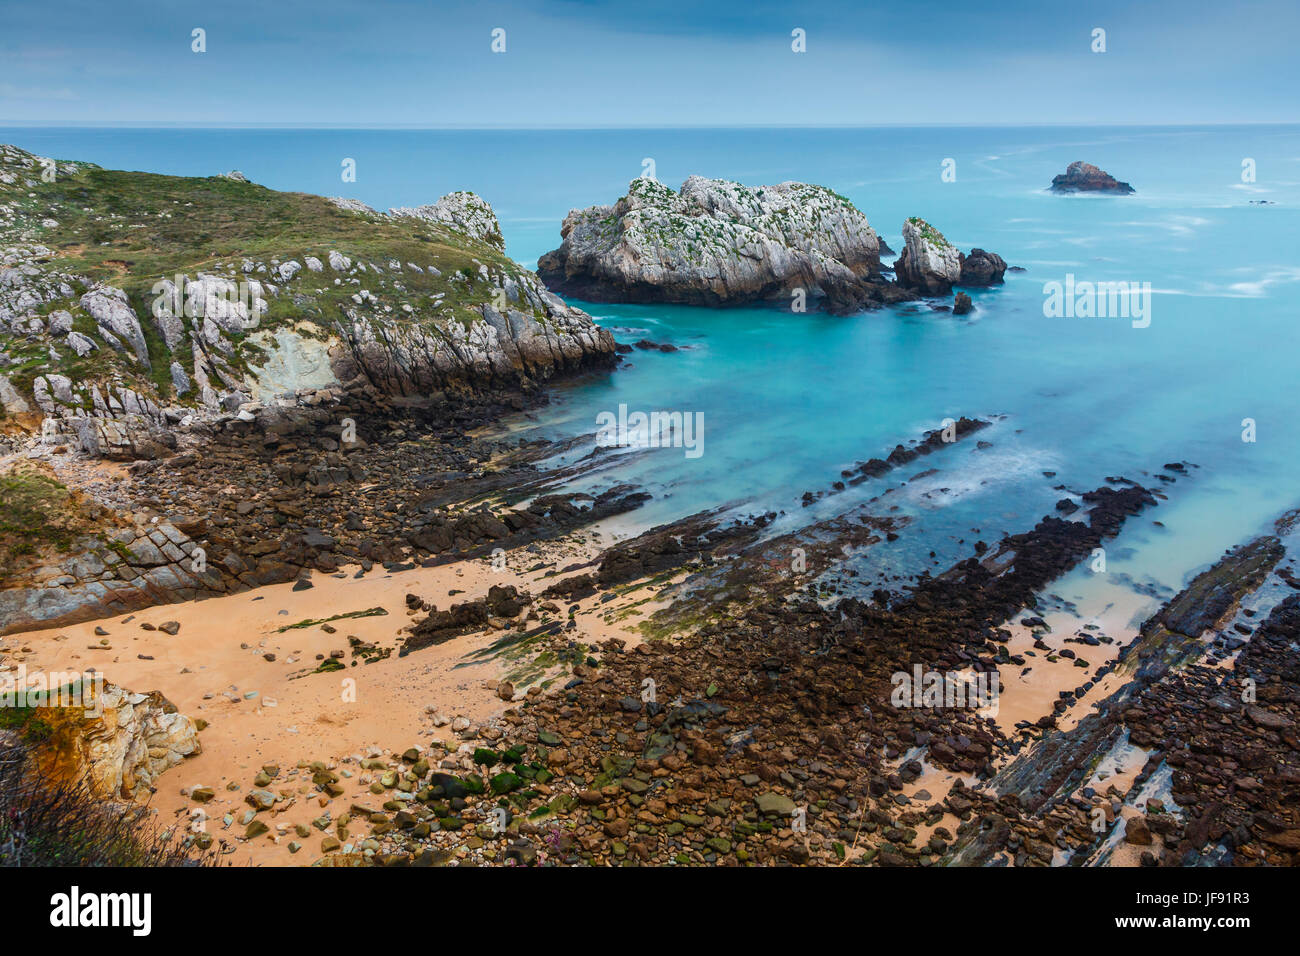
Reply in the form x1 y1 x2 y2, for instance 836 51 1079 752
894 219 1007 295
1 681 200 800
538 176 907 313
0 372 29 414
0 518 229 636
80 285 151 367
1049 161 1135 194
0 142 616 462
330 273 615 395
79 684 201 798
959 248 1007 286
894 218 962 295
390 192 505 250
10 681 202 799
26 373 180 461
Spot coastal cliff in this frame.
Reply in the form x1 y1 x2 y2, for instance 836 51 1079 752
0 143 616 462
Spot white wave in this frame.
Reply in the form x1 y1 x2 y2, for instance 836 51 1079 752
1226 266 1300 298
1116 215 1210 237
897 444 1062 511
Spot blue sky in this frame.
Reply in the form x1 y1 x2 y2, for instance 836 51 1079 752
2 0 1296 126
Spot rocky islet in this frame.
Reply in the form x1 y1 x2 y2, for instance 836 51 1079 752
538 175 1008 314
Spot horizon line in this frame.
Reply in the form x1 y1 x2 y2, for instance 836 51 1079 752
2 121 1298 131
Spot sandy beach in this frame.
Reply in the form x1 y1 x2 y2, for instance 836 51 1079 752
2 518 677 865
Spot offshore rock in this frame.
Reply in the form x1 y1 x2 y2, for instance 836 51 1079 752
1049 161 1135 194
894 218 1007 295
538 176 905 313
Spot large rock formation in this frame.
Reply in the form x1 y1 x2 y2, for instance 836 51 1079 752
0 142 616 463
9 680 202 798
77 684 202 798
538 176 908 313
1049 161 1135 194
893 218 1007 295
390 192 505 249
0 513 226 636
894 218 963 295
329 273 613 395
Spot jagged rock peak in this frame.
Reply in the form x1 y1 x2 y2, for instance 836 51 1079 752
894 218 1008 296
894 217 962 295
390 192 504 250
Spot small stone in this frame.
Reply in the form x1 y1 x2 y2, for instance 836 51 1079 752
244 820 269 840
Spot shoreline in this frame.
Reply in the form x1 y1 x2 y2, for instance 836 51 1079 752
2 141 1297 869
10 401 1296 867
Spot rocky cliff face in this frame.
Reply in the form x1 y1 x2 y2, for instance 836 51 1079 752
894 218 963 295
893 218 1008 296
77 684 202 798
1049 161 1135 194
7 681 201 799
0 143 615 463
538 176 907 313
0 512 223 635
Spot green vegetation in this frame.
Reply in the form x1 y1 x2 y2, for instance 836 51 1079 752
0 147 544 407
276 606 389 632
907 216 952 249
0 462 110 574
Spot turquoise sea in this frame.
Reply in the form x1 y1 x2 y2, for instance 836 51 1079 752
7 125 1300 621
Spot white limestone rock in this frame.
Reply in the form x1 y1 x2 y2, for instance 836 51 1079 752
80 285 150 367
0 372 29 414
537 176 886 311
893 217 963 295
66 330 98 356
390 191 505 250
47 309 74 335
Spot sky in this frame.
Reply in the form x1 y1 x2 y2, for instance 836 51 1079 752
1 0 1297 127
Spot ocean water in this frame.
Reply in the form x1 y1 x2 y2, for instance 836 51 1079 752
6 125 1300 613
